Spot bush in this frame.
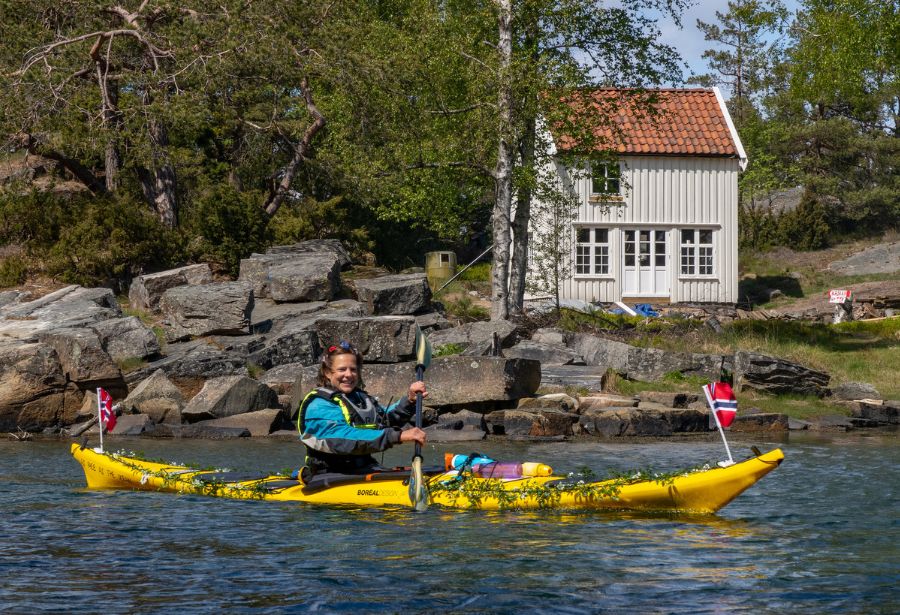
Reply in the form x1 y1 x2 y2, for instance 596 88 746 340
181 184 270 276
44 194 180 287
774 196 833 250
0 255 27 288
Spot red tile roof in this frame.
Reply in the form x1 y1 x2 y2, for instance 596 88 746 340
553 89 740 157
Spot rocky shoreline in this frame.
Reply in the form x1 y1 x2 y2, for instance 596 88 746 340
2 240 897 444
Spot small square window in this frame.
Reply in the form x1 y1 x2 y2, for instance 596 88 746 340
591 161 621 196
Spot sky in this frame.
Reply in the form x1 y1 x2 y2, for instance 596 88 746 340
655 0 802 85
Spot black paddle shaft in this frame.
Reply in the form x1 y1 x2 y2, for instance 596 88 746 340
414 365 424 458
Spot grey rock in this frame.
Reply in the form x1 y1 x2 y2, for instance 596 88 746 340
0 341 68 431
504 341 584 365
637 391 699 409
518 393 579 413
153 424 251 439
578 406 708 437
577 394 638 411
734 351 830 397
434 409 487 431
128 264 213 312
269 254 342 303
260 363 305 395
832 381 881 401
291 356 541 409
539 365 609 392
807 415 856 431
414 311 453 332
314 316 417 363
531 328 568 346
248 327 320 370
828 242 900 276
124 341 248 384
849 400 899 425
91 316 161 362
484 408 578 437
159 281 254 342
37 327 124 393
0 285 121 342
429 320 518 356
570 334 728 382
122 369 184 424
181 375 279 423
788 418 811 430
348 273 432 315
266 239 352 269
730 413 789 432
194 408 286 436
0 290 26 308
107 413 153 436
579 407 673 437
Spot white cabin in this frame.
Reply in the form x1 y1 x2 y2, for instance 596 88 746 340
528 88 747 304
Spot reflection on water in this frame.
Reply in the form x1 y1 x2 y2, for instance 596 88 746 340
0 434 897 613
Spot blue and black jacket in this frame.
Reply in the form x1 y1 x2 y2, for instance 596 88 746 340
297 387 415 474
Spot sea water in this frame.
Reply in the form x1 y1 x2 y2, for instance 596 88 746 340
0 433 897 614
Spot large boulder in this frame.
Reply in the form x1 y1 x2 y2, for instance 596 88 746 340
259 362 306 395
37 327 125 393
291 356 541 409
128 264 213 312
181 375 280 422
538 364 609 392
504 341 584 366
241 242 348 302
849 400 899 425
193 408 285 436
0 341 71 431
0 285 121 342
428 320 518 356
831 382 881 401
91 316 161 362
348 273 432 315
268 254 343 303
578 406 709 437
247 327 320 370
159 281 254 342
570 334 727 382
484 408 578 437
314 316 417 363
734 351 830 397
122 369 185 424
123 341 249 385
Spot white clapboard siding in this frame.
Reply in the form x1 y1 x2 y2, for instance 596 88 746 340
530 155 740 304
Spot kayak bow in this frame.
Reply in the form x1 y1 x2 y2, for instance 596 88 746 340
70 444 783 513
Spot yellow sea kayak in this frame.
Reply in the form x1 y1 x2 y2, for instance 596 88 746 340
70 443 783 513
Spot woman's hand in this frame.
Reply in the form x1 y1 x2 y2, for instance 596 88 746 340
407 380 428 403
399 427 427 445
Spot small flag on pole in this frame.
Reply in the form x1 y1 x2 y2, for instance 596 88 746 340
98 387 116 433
702 382 737 466
703 382 737 429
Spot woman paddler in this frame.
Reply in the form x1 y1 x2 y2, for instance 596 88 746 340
296 340 427 477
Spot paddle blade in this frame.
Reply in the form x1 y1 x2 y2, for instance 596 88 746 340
408 456 429 511
414 327 432 370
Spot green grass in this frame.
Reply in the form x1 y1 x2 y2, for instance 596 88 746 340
116 356 148 373
433 342 466 357
457 262 491 282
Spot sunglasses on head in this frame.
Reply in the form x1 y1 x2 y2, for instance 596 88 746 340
327 340 353 353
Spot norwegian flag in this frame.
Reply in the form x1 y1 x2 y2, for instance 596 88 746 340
97 387 116 432
703 382 737 429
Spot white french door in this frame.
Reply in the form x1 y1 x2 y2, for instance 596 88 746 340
623 229 669 296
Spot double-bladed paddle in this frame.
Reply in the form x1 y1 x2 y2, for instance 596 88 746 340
408 326 432 511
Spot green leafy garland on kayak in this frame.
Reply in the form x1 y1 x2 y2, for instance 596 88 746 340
429 464 711 510
110 450 276 500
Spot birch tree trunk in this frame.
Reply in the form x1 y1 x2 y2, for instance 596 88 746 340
490 0 514 321
508 113 535 316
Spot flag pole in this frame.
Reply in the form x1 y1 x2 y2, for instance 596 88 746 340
96 386 104 453
703 385 734 466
